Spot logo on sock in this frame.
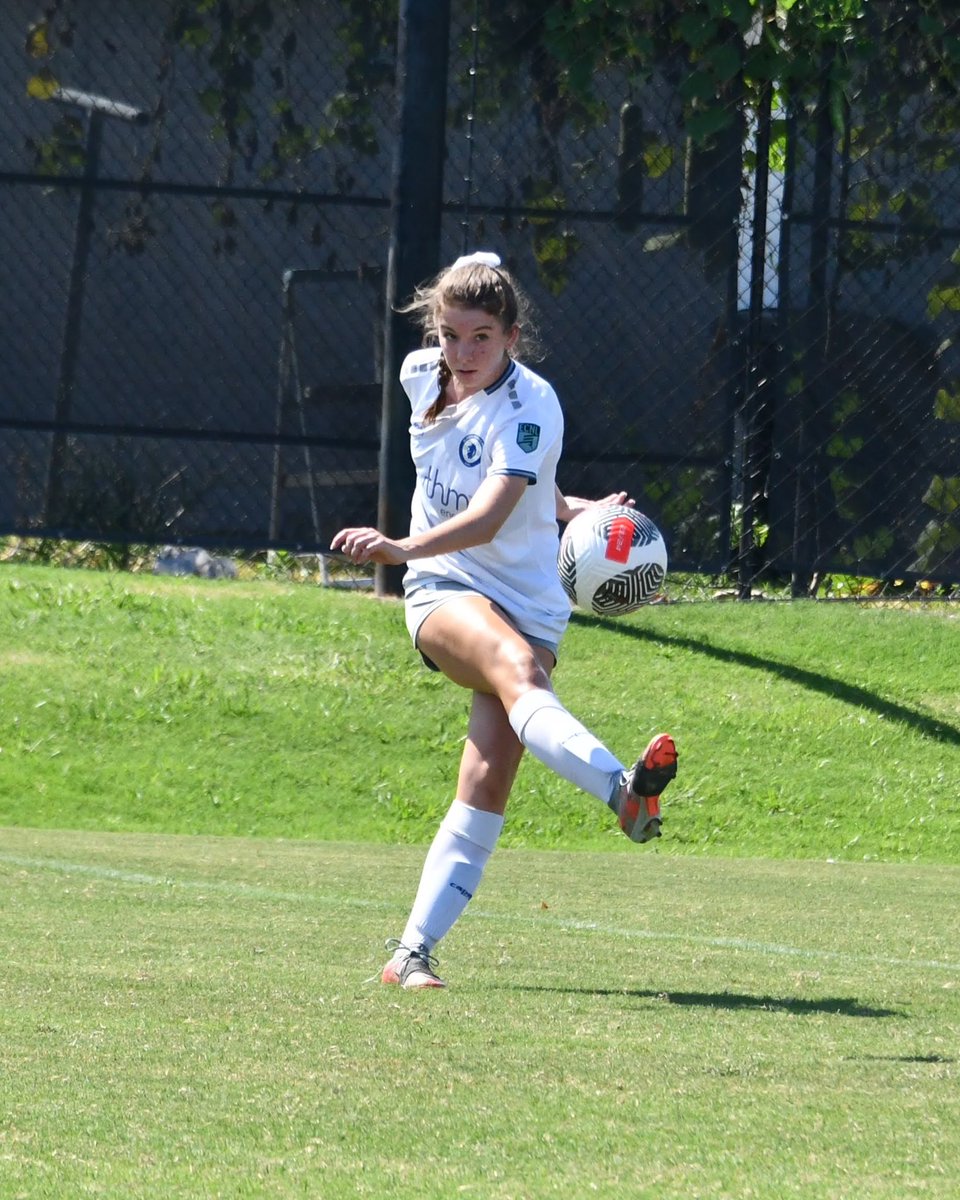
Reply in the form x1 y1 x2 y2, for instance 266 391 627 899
449 881 473 900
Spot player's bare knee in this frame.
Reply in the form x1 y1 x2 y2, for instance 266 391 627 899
489 640 548 702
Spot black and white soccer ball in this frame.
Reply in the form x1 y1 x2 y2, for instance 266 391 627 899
557 504 667 616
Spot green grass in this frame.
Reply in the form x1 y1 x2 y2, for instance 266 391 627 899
1 827 958 1199
2 565 959 1196
1 563 958 862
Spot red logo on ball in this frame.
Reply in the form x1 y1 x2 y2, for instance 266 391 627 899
604 516 633 564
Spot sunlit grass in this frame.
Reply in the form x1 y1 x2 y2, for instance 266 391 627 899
2 563 957 862
1 828 957 1199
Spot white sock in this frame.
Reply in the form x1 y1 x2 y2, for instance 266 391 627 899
508 687 623 805
399 800 504 953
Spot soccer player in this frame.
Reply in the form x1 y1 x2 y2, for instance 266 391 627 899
332 252 677 989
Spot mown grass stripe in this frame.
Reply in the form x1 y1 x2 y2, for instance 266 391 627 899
4 850 958 975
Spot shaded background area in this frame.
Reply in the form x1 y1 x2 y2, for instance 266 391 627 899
1 1 958 591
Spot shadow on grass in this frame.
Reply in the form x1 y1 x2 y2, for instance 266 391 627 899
504 984 904 1019
846 1054 955 1063
572 613 960 748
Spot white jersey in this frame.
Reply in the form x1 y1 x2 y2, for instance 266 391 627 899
401 347 570 644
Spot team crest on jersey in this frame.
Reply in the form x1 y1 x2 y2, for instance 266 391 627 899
516 422 540 453
459 434 484 466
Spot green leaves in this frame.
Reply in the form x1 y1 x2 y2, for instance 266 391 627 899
25 20 51 58
25 70 59 101
642 137 674 179
934 386 960 423
922 475 960 515
928 285 960 320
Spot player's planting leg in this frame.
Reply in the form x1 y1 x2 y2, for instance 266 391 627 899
380 799 504 990
381 941 446 990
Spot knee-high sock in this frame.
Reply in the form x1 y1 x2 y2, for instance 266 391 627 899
508 687 623 804
400 800 504 954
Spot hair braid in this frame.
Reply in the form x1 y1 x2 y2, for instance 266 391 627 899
424 356 452 424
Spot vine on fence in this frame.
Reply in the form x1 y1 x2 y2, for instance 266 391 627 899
16 1 960 585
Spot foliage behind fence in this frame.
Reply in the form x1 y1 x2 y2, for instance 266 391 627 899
1 1 959 594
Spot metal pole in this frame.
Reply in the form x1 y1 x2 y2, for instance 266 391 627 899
41 89 148 530
737 75 774 599
793 46 836 595
269 271 296 545
43 109 104 529
376 0 451 597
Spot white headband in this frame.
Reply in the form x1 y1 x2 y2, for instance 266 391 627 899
450 251 502 270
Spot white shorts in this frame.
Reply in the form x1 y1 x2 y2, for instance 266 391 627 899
404 580 560 672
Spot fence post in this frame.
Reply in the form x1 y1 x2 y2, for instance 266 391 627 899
376 0 451 598
791 45 836 597
737 74 774 598
40 89 148 531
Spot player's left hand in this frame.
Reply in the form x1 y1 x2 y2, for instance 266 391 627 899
556 489 636 524
593 491 635 509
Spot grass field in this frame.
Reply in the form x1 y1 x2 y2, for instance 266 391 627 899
2 828 958 1198
2 563 959 860
1 564 959 1196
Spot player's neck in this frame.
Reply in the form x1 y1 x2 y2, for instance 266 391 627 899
445 379 480 406
445 356 512 405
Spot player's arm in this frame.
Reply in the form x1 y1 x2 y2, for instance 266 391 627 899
555 486 635 523
332 474 527 566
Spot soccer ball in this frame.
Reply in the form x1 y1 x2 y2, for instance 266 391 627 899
557 504 667 616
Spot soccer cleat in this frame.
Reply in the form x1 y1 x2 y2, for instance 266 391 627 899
613 733 678 843
380 940 446 990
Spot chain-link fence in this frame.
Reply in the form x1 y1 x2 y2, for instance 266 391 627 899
2 1 959 595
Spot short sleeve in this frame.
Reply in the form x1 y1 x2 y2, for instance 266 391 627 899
486 380 563 483
401 348 443 418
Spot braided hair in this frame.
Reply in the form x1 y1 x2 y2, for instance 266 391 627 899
398 254 540 424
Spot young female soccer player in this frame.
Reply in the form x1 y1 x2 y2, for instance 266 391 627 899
332 252 677 989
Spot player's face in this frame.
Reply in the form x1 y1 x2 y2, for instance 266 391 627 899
437 304 518 398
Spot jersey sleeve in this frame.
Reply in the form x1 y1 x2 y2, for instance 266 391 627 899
400 348 442 417
486 377 563 484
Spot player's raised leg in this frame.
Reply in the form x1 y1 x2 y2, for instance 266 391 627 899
611 732 678 843
419 595 678 838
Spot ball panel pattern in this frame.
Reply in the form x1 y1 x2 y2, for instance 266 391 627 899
592 559 666 614
558 505 667 616
557 530 580 603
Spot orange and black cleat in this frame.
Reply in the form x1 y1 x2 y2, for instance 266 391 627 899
613 733 678 843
